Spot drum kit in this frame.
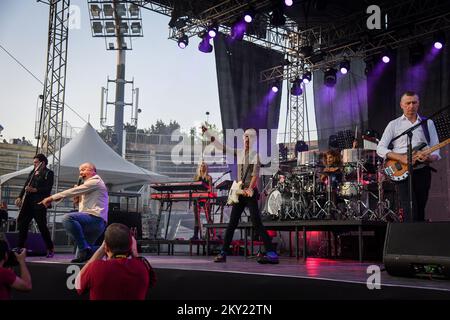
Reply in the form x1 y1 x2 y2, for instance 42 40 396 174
263 149 399 221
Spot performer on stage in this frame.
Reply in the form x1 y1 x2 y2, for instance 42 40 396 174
202 126 279 264
320 149 343 186
15 154 54 258
191 161 212 240
377 91 441 222
40 162 108 263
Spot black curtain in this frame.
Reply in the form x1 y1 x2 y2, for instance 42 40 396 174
367 32 450 220
214 33 284 131
214 33 284 182
312 58 368 150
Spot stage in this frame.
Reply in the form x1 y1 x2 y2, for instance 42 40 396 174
11 254 450 300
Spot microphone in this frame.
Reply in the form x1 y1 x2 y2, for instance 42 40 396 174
77 176 84 186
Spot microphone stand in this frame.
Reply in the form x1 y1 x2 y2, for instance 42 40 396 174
212 171 231 186
390 105 449 220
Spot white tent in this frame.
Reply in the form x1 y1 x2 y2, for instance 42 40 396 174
0 123 168 190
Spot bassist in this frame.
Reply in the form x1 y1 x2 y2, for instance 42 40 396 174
377 91 441 222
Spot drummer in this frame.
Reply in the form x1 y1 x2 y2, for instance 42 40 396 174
320 149 343 188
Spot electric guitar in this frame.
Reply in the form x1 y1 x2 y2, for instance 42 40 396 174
227 165 253 205
384 138 449 181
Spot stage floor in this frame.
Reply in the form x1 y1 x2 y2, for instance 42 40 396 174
25 254 450 300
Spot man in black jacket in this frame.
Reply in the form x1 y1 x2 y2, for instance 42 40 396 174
15 154 55 258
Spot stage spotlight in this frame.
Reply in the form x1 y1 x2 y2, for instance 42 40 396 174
290 78 303 96
324 68 337 87
198 36 213 53
433 31 445 49
244 9 255 23
271 82 280 93
302 71 312 84
381 48 392 64
285 0 294 6
208 26 218 38
177 34 188 49
339 59 350 74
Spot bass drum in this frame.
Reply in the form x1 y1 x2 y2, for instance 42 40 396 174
265 189 290 218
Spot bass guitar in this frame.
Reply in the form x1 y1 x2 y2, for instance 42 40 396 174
384 138 449 181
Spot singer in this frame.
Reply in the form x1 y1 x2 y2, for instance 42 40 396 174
15 154 55 258
40 162 108 263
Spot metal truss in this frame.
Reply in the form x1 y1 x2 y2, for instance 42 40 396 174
37 0 70 239
135 0 449 148
262 0 450 81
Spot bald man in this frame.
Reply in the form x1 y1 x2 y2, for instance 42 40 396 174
40 163 109 263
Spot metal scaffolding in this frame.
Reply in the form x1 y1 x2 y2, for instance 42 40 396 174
36 0 71 239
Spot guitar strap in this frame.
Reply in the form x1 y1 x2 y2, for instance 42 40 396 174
419 116 431 145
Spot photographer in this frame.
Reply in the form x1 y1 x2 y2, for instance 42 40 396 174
75 223 156 300
0 240 32 300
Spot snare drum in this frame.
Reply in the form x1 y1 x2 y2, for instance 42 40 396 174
338 182 359 198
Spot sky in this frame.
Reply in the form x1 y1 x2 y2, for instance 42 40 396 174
0 0 316 144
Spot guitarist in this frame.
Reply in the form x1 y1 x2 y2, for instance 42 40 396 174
14 154 55 258
377 91 441 222
202 126 279 264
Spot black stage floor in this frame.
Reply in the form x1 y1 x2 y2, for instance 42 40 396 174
12 254 450 300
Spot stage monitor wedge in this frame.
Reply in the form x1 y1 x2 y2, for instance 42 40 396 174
383 222 450 279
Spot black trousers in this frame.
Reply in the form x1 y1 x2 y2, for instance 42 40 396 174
222 191 273 253
17 201 54 250
396 166 432 222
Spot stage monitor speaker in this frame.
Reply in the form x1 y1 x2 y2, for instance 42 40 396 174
383 222 450 279
4 232 47 256
107 211 142 240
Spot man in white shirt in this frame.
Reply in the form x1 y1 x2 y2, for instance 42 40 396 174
377 91 441 222
40 162 108 263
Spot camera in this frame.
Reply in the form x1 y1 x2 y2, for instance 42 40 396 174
4 248 22 268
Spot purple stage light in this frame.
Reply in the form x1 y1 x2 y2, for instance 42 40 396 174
382 55 390 63
244 14 253 23
177 34 188 49
231 21 246 41
198 37 213 53
208 28 217 38
302 71 311 84
434 41 443 50
340 67 348 74
285 0 293 6
271 85 279 93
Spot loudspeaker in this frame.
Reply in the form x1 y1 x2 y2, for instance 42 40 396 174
383 222 450 278
4 232 47 256
107 211 142 240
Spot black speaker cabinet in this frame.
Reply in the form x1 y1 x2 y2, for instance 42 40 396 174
107 211 142 240
383 222 450 278
4 232 47 256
